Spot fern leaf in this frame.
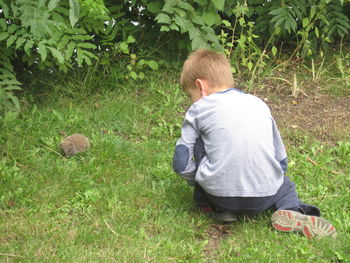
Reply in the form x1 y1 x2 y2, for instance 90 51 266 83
24 40 35 55
38 42 48 61
57 35 70 50
76 43 96 49
18 0 54 39
3 86 22 91
81 49 97 60
6 93 20 111
71 35 92 41
82 54 92 66
0 80 22 86
69 0 80 27
76 48 83 66
65 41 76 59
0 0 10 17
48 47 65 64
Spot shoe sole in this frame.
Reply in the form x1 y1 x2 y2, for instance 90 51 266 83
213 212 238 222
271 210 337 239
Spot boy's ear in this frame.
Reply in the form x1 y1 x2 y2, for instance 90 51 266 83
195 79 209 96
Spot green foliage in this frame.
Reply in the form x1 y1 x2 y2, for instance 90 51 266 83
0 51 21 114
0 0 111 116
1 0 349 116
155 0 224 51
153 0 350 78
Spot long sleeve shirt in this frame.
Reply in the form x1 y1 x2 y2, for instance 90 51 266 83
173 88 287 197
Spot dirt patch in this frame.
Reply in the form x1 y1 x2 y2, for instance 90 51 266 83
203 224 231 262
262 94 350 145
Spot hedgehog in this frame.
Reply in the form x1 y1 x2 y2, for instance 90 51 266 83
60 134 90 157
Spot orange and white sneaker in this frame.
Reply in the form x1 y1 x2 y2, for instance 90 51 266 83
271 210 337 239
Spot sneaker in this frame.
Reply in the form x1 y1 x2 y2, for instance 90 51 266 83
271 210 337 239
299 204 321 217
213 211 238 223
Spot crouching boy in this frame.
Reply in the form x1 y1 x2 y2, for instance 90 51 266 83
172 49 336 239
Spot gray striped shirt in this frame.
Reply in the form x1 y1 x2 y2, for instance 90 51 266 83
173 88 287 197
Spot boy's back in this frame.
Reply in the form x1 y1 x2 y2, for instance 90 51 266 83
178 88 286 197
173 48 336 239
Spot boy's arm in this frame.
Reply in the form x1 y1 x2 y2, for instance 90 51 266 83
173 107 199 186
272 118 288 174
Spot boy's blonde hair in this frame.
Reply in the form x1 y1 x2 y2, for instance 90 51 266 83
180 49 234 90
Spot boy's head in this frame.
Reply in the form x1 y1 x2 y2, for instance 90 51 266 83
180 49 234 102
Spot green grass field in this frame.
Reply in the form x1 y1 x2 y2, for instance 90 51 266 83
0 68 349 262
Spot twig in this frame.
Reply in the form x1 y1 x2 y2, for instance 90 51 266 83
307 157 318 166
0 253 23 257
104 220 132 240
104 220 118 236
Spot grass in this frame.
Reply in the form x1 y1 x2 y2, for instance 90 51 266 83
0 66 349 263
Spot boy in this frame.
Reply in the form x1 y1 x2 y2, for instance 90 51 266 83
172 49 336 239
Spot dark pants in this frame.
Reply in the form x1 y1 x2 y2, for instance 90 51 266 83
193 138 320 216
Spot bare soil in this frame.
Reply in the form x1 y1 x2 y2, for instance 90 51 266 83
203 224 232 262
266 94 350 145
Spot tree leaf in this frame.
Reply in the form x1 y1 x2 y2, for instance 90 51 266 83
205 31 218 43
15 37 27 50
0 32 9 41
313 27 319 38
127 35 136 43
0 0 10 17
191 36 208 50
119 42 129 54
48 0 60 11
211 0 225 11
130 71 138 80
69 0 80 27
174 16 193 32
203 11 221 26
175 7 186 18
194 0 207 7
247 61 253 71
302 18 309 28
6 35 17 47
0 18 6 30
272 45 277 56
189 27 201 40
177 2 195 12
147 1 162 14
222 19 231 27
169 24 179 30
193 16 205 26
148 60 159 70
156 13 171 24
160 25 170 32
